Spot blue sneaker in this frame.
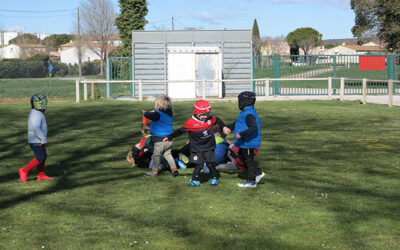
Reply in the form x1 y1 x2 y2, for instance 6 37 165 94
201 165 210 174
176 160 187 169
189 180 201 187
209 178 219 186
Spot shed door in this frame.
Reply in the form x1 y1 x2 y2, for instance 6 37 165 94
167 53 196 98
196 53 220 97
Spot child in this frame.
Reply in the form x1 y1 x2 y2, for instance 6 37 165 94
18 94 53 183
143 95 179 177
127 123 153 168
213 126 232 165
164 100 229 186
226 91 265 188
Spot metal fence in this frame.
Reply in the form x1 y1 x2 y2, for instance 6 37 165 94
253 54 400 96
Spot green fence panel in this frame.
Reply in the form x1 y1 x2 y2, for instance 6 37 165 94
107 57 133 98
253 54 400 96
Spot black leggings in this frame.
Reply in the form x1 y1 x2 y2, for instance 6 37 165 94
238 148 261 181
192 162 218 181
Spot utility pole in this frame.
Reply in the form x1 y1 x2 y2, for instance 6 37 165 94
172 17 174 30
77 7 82 77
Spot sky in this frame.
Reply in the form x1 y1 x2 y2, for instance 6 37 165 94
0 0 355 40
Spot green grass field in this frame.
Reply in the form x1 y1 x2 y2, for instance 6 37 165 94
1 99 400 249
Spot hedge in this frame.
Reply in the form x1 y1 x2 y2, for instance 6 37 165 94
0 60 101 78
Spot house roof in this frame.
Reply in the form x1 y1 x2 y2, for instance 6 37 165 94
59 41 116 51
109 33 120 40
343 45 383 52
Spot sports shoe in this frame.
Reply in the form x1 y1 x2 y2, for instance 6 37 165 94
209 178 219 186
255 172 266 184
189 180 201 187
19 168 28 183
201 164 210 174
172 170 179 177
176 160 187 169
237 181 256 188
144 170 158 177
37 174 53 181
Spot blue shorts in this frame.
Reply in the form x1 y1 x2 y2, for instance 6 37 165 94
30 144 47 163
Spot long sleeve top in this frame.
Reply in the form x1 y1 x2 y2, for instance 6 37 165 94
28 109 48 144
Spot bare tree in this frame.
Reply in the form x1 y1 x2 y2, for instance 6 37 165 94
79 0 116 75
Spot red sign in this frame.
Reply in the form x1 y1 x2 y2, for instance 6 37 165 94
359 56 385 70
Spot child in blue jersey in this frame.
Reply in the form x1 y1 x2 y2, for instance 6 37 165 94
19 94 53 183
226 91 265 188
213 126 231 165
143 95 178 177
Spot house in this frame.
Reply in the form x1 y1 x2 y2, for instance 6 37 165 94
0 43 46 59
260 40 290 55
59 41 116 65
108 34 122 46
0 31 20 45
320 43 383 55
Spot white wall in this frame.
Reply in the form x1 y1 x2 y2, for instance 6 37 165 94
0 31 19 45
60 46 101 65
0 44 21 59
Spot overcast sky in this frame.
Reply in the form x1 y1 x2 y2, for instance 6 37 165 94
0 0 355 39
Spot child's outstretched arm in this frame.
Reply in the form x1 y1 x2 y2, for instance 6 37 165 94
214 117 231 135
163 126 186 143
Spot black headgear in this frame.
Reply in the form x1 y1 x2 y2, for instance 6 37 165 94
238 91 256 110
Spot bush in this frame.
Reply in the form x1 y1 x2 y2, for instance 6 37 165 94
82 61 101 75
0 59 102 78
0 60 47 78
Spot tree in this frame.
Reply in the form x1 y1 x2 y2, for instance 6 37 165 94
41 34 74 51
79 0 117 75
287 27 322 55
351 0 400 52
9 33 41 44
252 19 261 56
115 0 148 56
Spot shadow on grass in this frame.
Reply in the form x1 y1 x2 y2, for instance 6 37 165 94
1 101 400 249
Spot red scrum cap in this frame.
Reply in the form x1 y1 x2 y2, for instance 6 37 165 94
193 100 211 117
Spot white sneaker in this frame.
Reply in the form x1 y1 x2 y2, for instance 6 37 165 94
237 181 257 188
255 172 266 184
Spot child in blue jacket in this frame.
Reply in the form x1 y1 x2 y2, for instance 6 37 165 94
227 91 265 188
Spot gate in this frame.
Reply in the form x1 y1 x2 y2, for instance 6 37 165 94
107 57 133 98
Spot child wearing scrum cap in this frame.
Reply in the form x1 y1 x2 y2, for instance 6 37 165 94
164 100 229 187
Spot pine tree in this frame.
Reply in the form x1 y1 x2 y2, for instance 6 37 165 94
115 0 148 56
252 19 261 56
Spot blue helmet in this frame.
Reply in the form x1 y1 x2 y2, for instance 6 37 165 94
30 94 47 110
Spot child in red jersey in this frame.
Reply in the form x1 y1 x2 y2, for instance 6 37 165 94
127 123 153 168
163 100 229 186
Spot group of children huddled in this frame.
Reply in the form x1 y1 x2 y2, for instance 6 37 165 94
126 91 265 188
19 91 265 188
